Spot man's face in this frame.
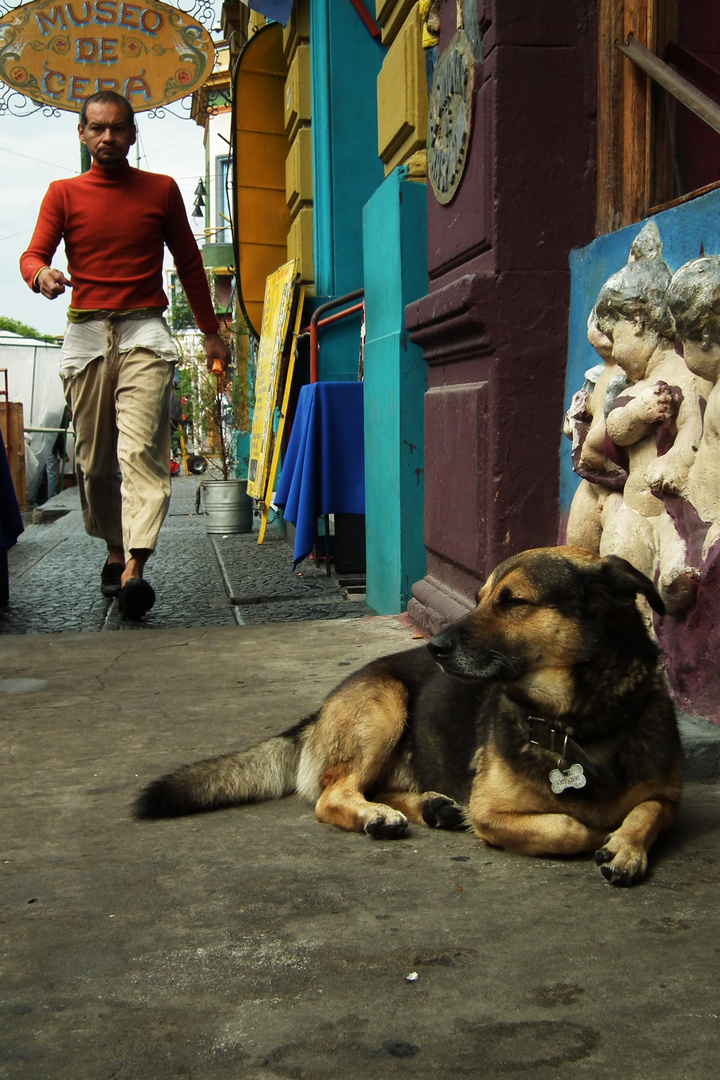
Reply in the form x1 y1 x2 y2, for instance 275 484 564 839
79 102 136 167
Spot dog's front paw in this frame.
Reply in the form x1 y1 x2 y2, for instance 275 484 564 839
422 794 468 831
594 837 648 886
365 809 409 839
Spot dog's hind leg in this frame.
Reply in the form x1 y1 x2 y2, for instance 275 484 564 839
594 796 681 886
307 675 415 838
315 766 412 837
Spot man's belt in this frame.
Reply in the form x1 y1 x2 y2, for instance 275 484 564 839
68 307 165 324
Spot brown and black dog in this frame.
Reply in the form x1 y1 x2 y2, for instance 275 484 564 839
135 546 682 886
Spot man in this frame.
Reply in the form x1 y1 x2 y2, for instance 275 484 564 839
20 91 229 619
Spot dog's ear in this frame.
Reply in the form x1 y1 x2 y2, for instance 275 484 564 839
586 555 665 616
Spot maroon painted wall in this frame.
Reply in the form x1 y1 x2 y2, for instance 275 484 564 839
406 0 598 632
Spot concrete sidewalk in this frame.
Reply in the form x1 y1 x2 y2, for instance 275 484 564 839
2 476 720 1077
2 619 720 1079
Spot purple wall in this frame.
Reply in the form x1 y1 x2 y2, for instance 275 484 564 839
406 0 598 632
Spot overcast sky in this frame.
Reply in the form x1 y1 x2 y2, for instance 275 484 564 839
0 97 208 338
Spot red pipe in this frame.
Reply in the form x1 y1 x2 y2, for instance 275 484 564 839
347 0 381 38
307 290 364 383
316 302 364 331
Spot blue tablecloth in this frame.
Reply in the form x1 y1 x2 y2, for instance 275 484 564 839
0 428 24 605
275 382 364 567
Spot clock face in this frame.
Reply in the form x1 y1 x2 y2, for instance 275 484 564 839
428 30 477 206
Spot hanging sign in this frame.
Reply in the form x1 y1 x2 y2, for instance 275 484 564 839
0 0 215 113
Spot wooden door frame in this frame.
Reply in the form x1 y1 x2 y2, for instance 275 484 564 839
598 0 655 234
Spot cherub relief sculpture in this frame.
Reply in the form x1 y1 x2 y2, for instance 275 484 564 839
563 310 626 552
567 223 711 616
657 255 720 717
564 223 720 716
666 256 720 558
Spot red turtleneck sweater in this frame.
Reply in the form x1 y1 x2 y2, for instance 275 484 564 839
20 162 219 335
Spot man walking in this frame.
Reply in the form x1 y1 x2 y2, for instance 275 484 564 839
20 91 229 619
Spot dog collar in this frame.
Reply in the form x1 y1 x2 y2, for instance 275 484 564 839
523 715 606 788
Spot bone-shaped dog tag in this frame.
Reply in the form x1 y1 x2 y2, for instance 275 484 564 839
549 763 586 794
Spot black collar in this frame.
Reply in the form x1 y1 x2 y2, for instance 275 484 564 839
522 715 608 782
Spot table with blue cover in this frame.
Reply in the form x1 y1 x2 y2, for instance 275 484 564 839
0 428 24 604
274 381 364 568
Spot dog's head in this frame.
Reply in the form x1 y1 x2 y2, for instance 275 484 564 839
427 547 662 710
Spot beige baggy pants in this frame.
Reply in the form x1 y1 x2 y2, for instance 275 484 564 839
64 345 174 561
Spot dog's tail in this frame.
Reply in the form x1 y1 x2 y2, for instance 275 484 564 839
134 723 308 819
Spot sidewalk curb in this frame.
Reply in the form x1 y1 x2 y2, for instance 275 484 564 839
678 712 720 780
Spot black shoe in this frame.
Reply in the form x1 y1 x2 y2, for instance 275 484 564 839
100 559 124 598
117 578 155 621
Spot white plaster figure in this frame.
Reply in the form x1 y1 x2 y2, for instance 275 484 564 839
593 223 711 614
666 256 720 558
564 311 626 552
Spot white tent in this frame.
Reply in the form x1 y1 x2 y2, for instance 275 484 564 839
0 330 69 498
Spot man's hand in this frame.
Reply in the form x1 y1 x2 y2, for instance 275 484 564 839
205 331 231 373
36 267 72 300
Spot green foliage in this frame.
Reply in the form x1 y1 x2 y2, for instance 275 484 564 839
174 327 242 481
176 366 195 412
169 266 252 480
0 316 57 343
168 279 195 333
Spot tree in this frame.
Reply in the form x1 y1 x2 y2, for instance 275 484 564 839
0 316 58 344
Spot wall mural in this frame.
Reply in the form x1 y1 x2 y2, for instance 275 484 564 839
564 221 720 720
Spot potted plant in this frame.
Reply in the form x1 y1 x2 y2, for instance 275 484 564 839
173 301 254 535
196 355 253 534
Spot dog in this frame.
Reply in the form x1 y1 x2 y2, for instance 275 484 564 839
135 546 682 886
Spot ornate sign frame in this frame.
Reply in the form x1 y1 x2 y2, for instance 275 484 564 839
0 0 214 116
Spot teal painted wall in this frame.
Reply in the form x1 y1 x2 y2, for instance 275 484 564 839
562 188 720 523
363 169 428 614
310 0 386 380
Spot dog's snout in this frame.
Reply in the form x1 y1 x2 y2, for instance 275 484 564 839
428 630 456 659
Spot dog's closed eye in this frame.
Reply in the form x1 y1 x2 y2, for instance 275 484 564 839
497 587 532 608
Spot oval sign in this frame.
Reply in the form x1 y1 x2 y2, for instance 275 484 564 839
0 0 215 113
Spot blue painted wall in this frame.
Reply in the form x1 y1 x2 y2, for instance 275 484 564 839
562 188 720 521
363 169 428 614
310 0 386 380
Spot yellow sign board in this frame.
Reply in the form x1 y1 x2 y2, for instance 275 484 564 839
246 259 298 502
0 0 215 112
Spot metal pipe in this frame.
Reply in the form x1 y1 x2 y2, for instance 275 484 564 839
1 370 9 444
347 0 380 38
316 302 364 331
308 289 364 383
617 34 720 137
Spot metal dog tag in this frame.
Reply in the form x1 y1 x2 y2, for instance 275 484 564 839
549 763 587 794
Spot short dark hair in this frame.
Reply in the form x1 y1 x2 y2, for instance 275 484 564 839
79 92 135 129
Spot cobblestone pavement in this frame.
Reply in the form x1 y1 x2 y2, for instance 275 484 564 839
1 476 372 634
